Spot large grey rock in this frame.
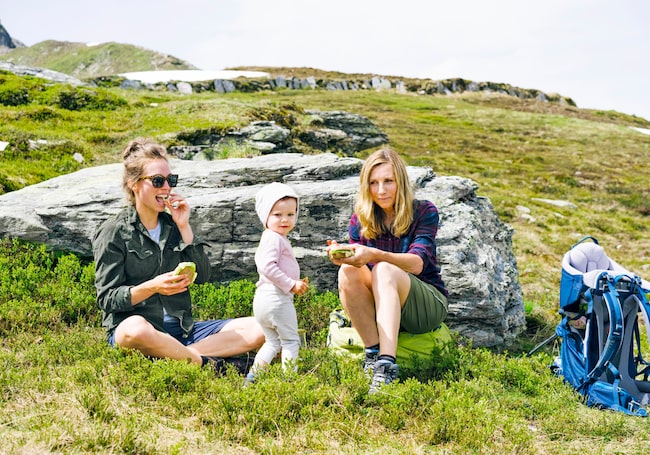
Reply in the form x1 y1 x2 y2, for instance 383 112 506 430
0 61 85 86
0 153 524 347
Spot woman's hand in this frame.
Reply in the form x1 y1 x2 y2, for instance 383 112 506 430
130 271 191 306
166 193 190 227
153 271 192 295
327 239 370 267
326 240 346 265
337 244 371 267
327 240 419 274
166 193 195 244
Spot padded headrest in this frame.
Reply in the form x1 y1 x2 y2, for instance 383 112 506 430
569 242 611 273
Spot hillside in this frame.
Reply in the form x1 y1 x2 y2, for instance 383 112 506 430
1 67 650 324
1 39 196 79
3 54 650 452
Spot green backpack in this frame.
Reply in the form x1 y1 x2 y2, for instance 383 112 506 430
326 309 452 367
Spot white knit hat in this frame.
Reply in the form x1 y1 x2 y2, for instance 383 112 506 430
255 182 299 227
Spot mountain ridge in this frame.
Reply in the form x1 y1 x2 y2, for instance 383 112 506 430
0 24 646 122
0 23 575 109
1 39 196 79
0 21 25 50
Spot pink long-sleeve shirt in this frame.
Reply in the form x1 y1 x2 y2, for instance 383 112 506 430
255 229 300 294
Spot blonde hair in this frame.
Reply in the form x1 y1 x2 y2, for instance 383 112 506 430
121 138 169 205
355 147 414 239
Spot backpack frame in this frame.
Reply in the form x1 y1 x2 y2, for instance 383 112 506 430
549 236 650 416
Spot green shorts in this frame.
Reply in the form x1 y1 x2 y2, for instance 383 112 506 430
400 274 448 334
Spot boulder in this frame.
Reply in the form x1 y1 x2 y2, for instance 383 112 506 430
0 61 85 86
0 153 525 347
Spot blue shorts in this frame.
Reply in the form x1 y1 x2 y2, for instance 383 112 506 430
108 314 232 347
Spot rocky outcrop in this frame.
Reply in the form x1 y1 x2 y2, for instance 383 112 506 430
0 23 25 52
0 57 576 107
112 73 575 106
0 61 85 86
0 153 525 348
167 111 388 158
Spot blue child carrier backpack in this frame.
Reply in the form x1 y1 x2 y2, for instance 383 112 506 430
550 236 650 416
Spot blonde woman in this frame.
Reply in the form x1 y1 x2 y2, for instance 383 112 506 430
327 148 448 394
92 138 264 373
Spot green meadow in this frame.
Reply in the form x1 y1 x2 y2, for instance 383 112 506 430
1 69 650 453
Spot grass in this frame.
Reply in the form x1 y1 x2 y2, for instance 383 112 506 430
4 239 641 454
2 69 650 452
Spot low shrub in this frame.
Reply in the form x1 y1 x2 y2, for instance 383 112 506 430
191 278 340 346
48 86 128 111
0 72 127 111
0 238 98 335
0 237 341 345
0 82 29 106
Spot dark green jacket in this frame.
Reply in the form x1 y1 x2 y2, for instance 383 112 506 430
92 206 211 340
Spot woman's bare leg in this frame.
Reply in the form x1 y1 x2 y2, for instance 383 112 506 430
114 315 264 363
371 262 412 358
190 316 264 358
114 315 203 364
338 264 379 346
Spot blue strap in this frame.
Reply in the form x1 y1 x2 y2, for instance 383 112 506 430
587 273 623 382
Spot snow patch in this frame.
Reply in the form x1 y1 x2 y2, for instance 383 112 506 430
119 70 269 83
630 127 650 136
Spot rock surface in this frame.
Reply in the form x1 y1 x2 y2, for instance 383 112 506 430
0 153 525 347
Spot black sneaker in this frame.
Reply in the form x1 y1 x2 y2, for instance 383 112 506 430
202 354 254 376
369 359 399 395
224 353 255 375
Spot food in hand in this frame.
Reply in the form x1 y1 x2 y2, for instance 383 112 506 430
161 194 179 209
329 246 355 259
174 261 197 283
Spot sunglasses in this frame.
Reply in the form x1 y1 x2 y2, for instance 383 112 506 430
139 174 179 188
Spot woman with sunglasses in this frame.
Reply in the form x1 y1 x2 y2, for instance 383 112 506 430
92 138 264 372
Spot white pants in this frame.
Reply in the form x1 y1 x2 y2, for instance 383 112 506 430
252 284 300 370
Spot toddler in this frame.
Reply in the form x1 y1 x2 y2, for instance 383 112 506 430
244 182 309 385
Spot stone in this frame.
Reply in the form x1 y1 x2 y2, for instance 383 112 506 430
0 153 525 347
177 82 193 94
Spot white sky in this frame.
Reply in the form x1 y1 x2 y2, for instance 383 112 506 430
2 0 649 120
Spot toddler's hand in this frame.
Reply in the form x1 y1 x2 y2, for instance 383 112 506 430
292 277 309 296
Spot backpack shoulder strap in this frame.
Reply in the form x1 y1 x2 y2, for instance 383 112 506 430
584 272 623 382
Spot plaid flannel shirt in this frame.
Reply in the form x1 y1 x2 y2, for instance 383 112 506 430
348 199 447 297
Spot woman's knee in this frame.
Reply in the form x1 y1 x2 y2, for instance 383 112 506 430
338 263 357 280
114 316 154 347
372 262 411 301
225 316 265 349
338 264 365 291
371 261 403 279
